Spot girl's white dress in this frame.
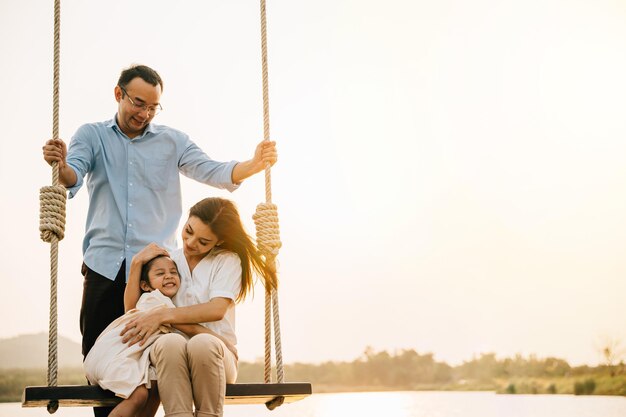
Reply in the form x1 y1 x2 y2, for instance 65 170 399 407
83 289 174 398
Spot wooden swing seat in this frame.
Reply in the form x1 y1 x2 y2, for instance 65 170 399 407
23 382 312 409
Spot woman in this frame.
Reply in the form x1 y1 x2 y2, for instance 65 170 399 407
121 197 277 417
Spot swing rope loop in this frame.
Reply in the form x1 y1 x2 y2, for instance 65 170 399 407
40 186 67 243
253 203 281 262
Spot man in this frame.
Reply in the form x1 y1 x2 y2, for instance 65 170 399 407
42 64 276 416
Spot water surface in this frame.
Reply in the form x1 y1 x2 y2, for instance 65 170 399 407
7 391 626 417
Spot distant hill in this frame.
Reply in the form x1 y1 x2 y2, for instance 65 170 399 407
0 333 83 369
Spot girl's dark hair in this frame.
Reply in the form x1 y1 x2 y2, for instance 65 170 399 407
140 254 177 292
118 64 164 91
189 197 278 301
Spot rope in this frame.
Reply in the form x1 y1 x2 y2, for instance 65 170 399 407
254 0 286 386
254 203 281 258
253 203 283 382
272 288 284 383
40 187 67 243
39 0 64 413
38 0 286 412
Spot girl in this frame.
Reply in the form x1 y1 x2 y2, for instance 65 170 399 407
83 255 180 417
121 197 278 417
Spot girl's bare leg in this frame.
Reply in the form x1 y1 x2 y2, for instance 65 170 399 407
109 386 149 417
137 383 161 417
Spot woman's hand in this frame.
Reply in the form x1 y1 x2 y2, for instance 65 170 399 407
120 308 167 347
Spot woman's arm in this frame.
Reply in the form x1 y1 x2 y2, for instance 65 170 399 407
123 251 241 346
122 297 232 346
160 297 232 325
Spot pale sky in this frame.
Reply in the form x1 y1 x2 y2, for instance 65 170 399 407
1 0 625 367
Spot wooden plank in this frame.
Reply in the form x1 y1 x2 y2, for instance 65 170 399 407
22 383 312 408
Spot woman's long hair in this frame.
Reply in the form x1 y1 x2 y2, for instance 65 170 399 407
189 197 278 301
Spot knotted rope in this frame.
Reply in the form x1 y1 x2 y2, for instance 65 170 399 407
253 203 281 262
39 0 65 413
254 0 285 390
253 203 283 383
40 187 67 243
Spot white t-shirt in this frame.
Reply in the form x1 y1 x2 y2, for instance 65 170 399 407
171 247 242 346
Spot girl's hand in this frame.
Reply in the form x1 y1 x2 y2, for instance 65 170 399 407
132 243 169 266
120 309 165 347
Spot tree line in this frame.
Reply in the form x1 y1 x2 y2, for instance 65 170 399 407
239 348 625 395
2 348 625 402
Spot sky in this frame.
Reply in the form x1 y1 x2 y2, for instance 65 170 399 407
1 0 626 368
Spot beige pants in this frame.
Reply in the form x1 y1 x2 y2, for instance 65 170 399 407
150 333 238 417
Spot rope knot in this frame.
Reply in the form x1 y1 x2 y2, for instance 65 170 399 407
39 185 67 242
253 202 282 261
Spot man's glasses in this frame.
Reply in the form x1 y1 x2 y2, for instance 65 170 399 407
119 86 163 116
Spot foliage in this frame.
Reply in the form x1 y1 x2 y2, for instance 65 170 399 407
574 379 596 395
3 350 626 403
0 367 86 402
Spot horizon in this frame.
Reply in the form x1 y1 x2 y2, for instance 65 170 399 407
0 331 616 368
2 0 626 369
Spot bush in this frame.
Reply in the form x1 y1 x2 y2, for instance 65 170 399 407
584 379 596 394
574 379 596 395
574 381 584 395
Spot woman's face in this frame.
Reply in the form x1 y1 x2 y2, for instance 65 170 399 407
181 215 222 259
142 257 180 298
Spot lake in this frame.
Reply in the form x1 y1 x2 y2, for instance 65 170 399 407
6 391 626 417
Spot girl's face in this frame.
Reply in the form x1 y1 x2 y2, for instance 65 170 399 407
141 257 181 298
181 215 223 259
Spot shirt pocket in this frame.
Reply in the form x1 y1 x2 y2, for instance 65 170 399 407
144 158 169 190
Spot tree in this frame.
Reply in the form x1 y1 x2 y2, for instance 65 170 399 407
596 336 626 377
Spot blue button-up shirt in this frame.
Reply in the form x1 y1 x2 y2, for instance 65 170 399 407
66 116 239 281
